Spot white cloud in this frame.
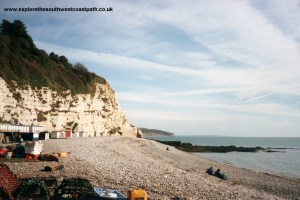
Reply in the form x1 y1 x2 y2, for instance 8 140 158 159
118 91 300 118
124 109 192 121
148 0 300 69
163 88 241 96
139 76 154 81
36 40 300 101
35 41 205 76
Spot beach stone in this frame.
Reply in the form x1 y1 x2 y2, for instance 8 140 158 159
3 137 300 199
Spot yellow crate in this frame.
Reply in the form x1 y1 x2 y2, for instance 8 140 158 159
57 152 68 158
128 189 147 200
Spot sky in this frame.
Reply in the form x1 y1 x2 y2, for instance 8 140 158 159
1 0 300 137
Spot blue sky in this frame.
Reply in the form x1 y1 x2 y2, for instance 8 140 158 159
1 0 300 136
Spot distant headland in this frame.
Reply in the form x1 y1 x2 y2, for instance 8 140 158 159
139 128 174 137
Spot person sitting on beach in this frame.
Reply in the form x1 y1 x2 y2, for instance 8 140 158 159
214 169 222 178
214 169 227 180
206 167 215 175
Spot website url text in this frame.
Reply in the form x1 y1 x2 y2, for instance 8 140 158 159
4 7 113 12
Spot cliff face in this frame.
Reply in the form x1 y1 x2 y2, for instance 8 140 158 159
0 20 141 137
0 77 141 137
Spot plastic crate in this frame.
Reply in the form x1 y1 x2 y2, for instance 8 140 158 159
128 189 147 200
94 188 127 200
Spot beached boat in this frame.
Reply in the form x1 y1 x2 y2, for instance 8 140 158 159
94 188 127 199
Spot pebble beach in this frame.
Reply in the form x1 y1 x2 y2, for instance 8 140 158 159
5 137 300 199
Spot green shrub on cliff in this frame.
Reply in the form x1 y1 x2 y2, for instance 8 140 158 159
0 19 106 95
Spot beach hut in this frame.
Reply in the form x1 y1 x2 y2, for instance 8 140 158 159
0 124 6 131
33 133 39 141
30 125 43 133
72 131 79 137
65 131 71 138
7 124 12 132
50 131 63 139
39 132 50 140
79 131 88 137
21 133 39 141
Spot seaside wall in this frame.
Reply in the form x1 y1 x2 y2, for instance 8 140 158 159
0 77 141 137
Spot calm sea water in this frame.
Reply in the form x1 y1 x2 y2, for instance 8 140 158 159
146 136 300 179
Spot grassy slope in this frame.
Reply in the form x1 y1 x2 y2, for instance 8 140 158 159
0 19 106 95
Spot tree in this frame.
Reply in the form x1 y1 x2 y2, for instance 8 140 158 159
1 20 34 48
59 55 69 65
11 20 28 38
0 20 12 35
49 52 59 63
74 63 89 72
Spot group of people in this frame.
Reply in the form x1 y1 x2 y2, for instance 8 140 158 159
206 167 227 180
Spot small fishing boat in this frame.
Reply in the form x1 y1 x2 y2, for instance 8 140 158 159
94 188 127 199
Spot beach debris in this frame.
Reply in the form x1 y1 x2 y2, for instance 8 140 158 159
0 144 25 159
14 143 25 158
13 178 50 200
5 151 13 159
1 146 15 159
128 189 147 200
94 188 127 199
25 154 40 160
0 163 21 199
54 177 96 199
25 141 43 160
0 147 8 158
43 163 64 172
42 177 58 197
171 196 185 200
57 152 69 158
39 153 59 162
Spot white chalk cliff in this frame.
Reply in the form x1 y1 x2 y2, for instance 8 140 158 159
0 77 142 137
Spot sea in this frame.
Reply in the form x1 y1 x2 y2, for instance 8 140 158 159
146 136 300 179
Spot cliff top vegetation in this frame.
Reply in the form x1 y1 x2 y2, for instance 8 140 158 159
0 19 106 95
